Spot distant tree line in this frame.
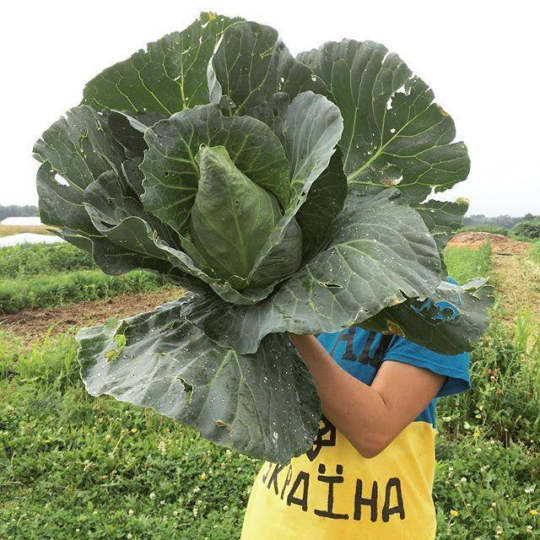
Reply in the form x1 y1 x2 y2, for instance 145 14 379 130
463 213 537 229
461 213 539 240
0 204 39 221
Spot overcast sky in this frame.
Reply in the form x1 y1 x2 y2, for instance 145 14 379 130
2 0 538 216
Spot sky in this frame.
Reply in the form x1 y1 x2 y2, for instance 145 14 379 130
1 0 538 216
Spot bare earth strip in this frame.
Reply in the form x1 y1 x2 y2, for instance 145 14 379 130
448 232 539 349
448 232 538 314
0 224 57 237
0 288 184 343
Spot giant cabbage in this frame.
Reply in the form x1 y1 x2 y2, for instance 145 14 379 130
33 12 492 463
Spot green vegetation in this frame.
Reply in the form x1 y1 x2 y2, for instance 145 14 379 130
0 204 38 221
0 243 95 277
0 242 537 538
443 241 492 285
528 241 540 265
1 312 537 539
509 219 540 241
0 244 174 314
0 270 170 313
463 212 538 231
0 331 257 540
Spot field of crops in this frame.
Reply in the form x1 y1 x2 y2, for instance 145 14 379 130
1 237 538 539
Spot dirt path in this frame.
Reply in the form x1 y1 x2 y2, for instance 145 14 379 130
0 288 183 343
448 232 539 324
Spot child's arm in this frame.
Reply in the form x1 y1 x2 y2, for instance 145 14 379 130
290 333 446 458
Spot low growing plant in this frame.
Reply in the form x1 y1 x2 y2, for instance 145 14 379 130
33 12 492 462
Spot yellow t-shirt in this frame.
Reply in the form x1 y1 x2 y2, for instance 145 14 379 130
241 328 470 540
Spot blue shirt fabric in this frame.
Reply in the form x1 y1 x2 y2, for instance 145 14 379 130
316 327 471 428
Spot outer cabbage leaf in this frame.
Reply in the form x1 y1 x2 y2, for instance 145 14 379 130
33 107 159 275
359 278 494 354
83 12 242 114
102 109 165 157
78 294 320 464
416 198 469 252
247 92 344 284
208 21 327 121
298 41 470 204
295 150 348 261
36 164 201 289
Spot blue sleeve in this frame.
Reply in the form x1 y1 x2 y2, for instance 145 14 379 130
382 336 471 398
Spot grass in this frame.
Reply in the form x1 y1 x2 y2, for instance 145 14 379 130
443 241 492 284
0 330 258 540
528 241 540 265
0 270 171 313
0 243 174 314
0 241 537 538
0 243 95 278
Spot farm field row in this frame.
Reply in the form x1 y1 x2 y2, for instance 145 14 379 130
0 243 177 314
0 236 538 538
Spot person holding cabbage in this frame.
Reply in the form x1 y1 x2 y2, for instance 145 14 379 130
240 322 470 539
33 13 490 540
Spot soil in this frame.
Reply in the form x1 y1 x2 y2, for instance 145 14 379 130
0 288 183 343
447 231 530 255
448 232 538 326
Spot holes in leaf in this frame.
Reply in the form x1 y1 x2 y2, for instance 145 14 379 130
178 377 193 403
51 171 70 186
319 281 342 290
216 420 232 432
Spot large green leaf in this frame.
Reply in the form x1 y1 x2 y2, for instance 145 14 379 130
294 150 347 262
208 21 327 121
82 12 241 115
415 198 469 252
298 41 470 204
247 92 343 284
140 104 291 233
186 188 448 354
33 105 125 191
360 278 494 354
33 107 146 273
78 294 320 463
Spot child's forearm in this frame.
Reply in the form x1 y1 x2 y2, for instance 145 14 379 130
289 333 390 458
289 332 446 458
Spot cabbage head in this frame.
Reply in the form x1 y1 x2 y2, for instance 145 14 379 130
33 12 492 463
